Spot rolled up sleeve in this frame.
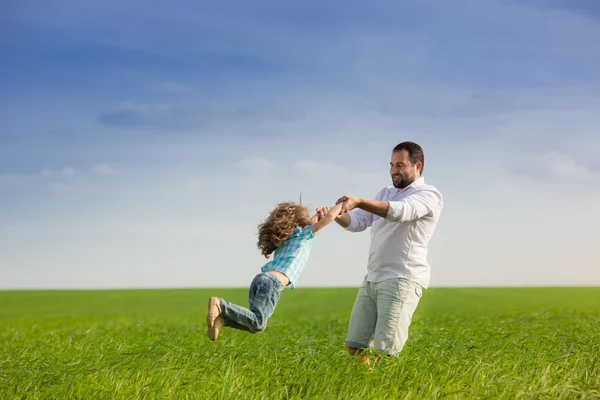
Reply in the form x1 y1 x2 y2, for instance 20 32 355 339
386 190 441 223
345 188 386 231
345 208 374 232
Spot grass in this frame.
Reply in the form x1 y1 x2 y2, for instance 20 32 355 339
1 287 599 399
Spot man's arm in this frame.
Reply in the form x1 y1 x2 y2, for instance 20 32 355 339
349 199 390 218
334 213 351 228
315 206 371 231
386 191 441 222
337 190 442 223
336 195 389 218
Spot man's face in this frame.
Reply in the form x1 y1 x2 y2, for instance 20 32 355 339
390 150 421 189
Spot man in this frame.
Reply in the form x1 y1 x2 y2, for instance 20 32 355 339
318 141 443 363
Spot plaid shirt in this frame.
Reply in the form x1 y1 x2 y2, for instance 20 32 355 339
261 225 315 290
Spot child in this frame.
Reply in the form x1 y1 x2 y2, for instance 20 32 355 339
206 200 344 341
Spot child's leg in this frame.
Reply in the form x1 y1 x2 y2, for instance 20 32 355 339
220 272 284 333
221 319 254 333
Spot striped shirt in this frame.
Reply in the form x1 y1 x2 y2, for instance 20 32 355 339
261 225 315 290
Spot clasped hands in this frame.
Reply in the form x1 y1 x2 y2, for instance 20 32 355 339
315 194 361 221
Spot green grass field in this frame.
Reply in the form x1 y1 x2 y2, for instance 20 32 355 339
1 287 598 399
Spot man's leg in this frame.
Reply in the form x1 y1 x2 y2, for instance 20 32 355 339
372 278 422 357
345 281 377 363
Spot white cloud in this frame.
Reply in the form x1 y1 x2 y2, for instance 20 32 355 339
62 167 76 176
293 160 347 176
40 167 78 178
98 101 198 129
2 167 79 185
0 174 24 185
151 82 191 93
234 157 276 175
1 164 115 190
92 164 116 175
48 182 75 192
510 151 596 182
186 180 202 192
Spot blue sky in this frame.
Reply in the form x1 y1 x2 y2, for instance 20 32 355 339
1 0 600 289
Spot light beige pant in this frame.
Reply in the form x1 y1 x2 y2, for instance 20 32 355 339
345 277 423 356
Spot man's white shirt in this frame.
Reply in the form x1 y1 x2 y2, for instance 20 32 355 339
345 177 443 288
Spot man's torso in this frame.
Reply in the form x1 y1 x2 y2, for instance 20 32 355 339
366 181 443 288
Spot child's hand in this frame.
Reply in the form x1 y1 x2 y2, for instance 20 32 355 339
317 204 345 219
316 209 325 221
316 206 330 219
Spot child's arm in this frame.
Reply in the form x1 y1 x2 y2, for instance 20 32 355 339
309 213 320 225
311 202 345 234
309 207 328 224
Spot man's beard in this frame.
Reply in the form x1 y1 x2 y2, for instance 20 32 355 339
392 176 412 189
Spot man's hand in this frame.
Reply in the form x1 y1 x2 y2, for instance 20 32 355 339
336 195 361 214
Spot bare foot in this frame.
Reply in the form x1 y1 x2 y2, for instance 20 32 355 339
206 296 221 328
207 315 224 341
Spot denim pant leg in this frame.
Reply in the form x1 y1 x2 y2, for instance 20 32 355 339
220 273 284 333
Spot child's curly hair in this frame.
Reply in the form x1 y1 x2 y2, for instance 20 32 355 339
257 202 311 258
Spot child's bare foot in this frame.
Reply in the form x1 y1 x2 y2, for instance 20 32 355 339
207 315 224 341
206 296 221 328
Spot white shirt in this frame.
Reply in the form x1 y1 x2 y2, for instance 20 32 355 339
345 177 443 288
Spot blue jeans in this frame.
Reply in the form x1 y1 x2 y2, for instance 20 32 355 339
220 272 285 333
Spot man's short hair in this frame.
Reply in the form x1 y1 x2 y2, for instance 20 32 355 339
393 141 424 174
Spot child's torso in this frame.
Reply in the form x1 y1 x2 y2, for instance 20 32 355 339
261 226 314 288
